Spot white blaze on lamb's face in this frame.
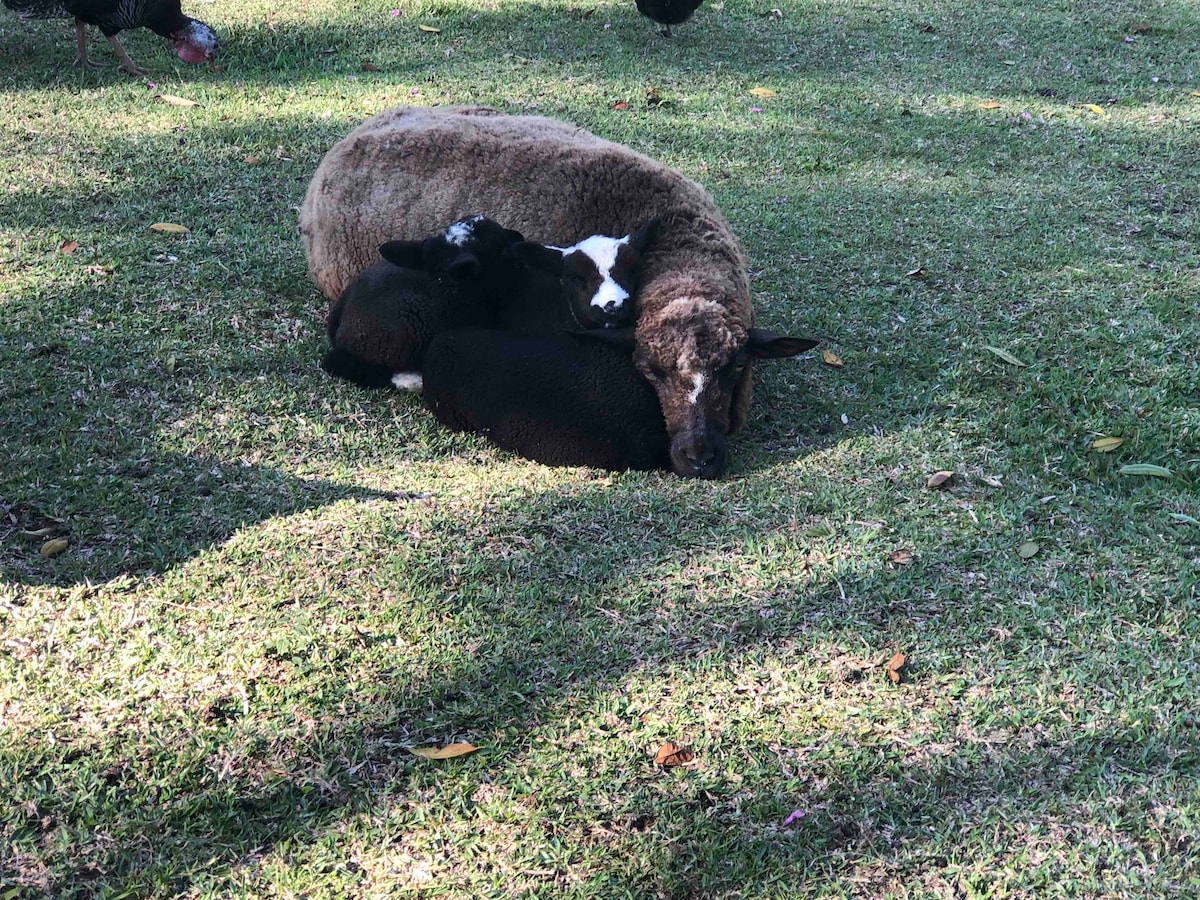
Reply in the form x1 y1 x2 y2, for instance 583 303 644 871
443 216 483 247
553 233 647 327
686 372 706 406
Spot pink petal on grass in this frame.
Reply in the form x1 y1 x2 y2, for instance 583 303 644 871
783 809 806 826
750 106 763 113
389 8 401 14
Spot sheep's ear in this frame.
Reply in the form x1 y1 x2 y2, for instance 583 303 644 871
502 227 526 245
628 218 661 254
746 328 819 359
511 241 564 275
378 239 425 269
567 327 638 352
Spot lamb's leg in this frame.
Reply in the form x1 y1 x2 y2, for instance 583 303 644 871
73 19 104 69
106 34 148 75
660 24 673 37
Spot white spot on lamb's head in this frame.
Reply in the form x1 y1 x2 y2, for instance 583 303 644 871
443 218 480 247
686 372 706 406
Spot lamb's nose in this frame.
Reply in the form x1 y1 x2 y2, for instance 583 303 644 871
603 299 622 313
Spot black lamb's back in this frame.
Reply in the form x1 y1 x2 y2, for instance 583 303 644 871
422 328 670 472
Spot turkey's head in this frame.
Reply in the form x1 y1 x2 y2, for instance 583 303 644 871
172 19 219 64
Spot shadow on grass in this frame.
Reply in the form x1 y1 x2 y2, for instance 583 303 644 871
5 471 1193 894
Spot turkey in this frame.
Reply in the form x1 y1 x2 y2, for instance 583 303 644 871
3 0 218 75
634 0 703 36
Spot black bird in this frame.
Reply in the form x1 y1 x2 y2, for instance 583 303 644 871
635 0 703 36
4 0 218 74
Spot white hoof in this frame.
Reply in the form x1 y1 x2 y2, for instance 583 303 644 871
391 372 423 392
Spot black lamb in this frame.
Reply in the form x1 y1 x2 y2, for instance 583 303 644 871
320 216 526 391
321 216 660 392
421 327 671 473
4 0 218 74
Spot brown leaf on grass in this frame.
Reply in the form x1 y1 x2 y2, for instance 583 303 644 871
361 61 379 71
243 155 261 166
1090 436 1125 453
885 651 905 683
1082 103 1109 116
417 23 441 32
409 742 479 760
40 538 69 559
58 240 78 254
149 222 189 235
888 549 913 566
1018 541 1040 559
821 349 843 368
925 470 954 488
82 264 112 276
748 86 778 98
905 266 928 278
156 93 198 107
653 741 695 767
610 101 629 111
1129 22 1152 34
978 100 1001 110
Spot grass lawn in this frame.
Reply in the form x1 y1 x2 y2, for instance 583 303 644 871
2 0 1199 895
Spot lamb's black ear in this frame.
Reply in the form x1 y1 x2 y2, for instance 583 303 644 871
378 239 425 269
629 218 661 254
502 227 526 245
746 328 819 359
511 241 565 276
567 327 638 351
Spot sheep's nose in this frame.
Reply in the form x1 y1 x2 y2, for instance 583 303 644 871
673 435 725 479
602 299 622 313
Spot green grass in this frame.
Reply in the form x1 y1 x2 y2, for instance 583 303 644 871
2 0 1200 896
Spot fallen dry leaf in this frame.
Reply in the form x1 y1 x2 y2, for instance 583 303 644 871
983 345 1027 367
610 101 629 111
1129 22 1151 33
1082 103 1109 116
1090 436 1125 453
653 741 695 767
40 538 69 559
418 23 441 32
978 100 1001 110
58 240 78 254
156 93 198 107
1118 463 1172 478
149 222 189 235
83 264 112 276
362 60 379 72
409 742 479 760
243 155 261 165
748 86 778 98
888 549 913 566
821 349 843 368
905 266 928 279
925 470 954 488
1018 541 1040 559
884 651 905 683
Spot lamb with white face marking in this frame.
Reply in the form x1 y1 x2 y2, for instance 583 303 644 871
321 215 526 390
511 219 659 330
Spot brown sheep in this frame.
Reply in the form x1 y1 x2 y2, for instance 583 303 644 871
299 105 814 478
